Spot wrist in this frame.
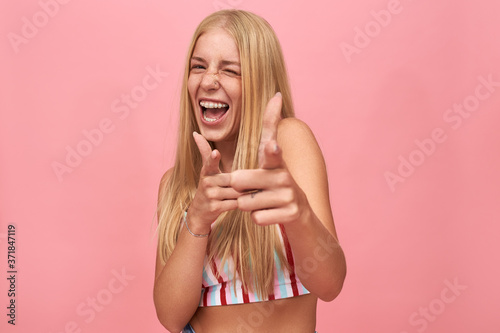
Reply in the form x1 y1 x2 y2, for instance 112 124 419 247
184 213 211 237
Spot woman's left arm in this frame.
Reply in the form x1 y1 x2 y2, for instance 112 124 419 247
275 117 346 301
231 95 346 302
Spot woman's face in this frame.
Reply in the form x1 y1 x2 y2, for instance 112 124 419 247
188 28 242 146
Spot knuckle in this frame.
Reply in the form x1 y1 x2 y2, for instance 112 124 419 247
276 171 292 187
288 204 300 221
229 170 241 188
206 188 217 200
237 196 249 211
250 211 262 225
207 202 219 214
282 188 295 204
200 177 210 188
227 200 239 211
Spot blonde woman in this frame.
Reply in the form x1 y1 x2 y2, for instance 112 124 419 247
154 10 346 333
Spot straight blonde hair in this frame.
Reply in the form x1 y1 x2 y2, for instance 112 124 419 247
157 10 295 299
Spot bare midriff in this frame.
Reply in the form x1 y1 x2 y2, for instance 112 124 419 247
189 293 317 333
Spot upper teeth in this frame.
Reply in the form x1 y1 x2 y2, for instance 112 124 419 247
200 101 228 108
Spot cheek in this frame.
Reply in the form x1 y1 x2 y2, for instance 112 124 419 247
187 75 200 96
229 83 242 106
187 80 198 118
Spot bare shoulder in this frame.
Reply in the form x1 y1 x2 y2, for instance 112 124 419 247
155 167 174 278
277 117 336 235
158 167 174 204
160 167 174 187
159 167 174 189
277 117 315 142
277 117 324 165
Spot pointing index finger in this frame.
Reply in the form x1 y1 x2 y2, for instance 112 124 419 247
193 131 221 176
258 92 282 167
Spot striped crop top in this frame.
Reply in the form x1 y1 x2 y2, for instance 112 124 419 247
199 224 310 307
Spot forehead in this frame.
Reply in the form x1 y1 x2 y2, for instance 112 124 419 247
192 28 240 62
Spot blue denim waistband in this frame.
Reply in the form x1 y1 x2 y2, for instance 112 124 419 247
182 323 318 332
182 323 196 333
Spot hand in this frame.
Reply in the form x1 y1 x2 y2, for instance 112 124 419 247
231 93 309 225
187 132 240 233
257 92 283 169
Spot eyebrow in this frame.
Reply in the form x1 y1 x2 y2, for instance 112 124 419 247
191 56 240 67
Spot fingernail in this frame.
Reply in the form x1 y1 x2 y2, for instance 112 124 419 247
275 92 282 98
273 143 279 153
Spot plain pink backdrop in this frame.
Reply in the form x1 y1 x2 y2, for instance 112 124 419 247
1 0 499 332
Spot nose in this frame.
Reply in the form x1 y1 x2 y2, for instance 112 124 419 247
200 70 220 90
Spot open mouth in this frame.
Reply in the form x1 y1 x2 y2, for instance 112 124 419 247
200 100 229 123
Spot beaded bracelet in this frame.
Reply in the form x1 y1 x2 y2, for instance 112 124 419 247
183 214 210 238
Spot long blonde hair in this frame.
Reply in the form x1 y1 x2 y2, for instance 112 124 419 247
157 10 295 299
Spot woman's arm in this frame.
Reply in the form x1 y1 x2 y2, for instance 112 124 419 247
154 135 240 332
153 195 209 332
277 117 346 301
231 94 346 301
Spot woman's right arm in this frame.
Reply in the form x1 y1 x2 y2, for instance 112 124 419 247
153 193 209 332
153 133 239 332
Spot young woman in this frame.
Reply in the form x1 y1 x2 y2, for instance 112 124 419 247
154 10 346 333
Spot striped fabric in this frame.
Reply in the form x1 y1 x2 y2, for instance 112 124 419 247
199 224 310 307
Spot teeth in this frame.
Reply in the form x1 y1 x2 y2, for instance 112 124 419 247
200 101 228 108
203 114 218 122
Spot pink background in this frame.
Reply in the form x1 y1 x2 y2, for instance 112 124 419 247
1 0 499 332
